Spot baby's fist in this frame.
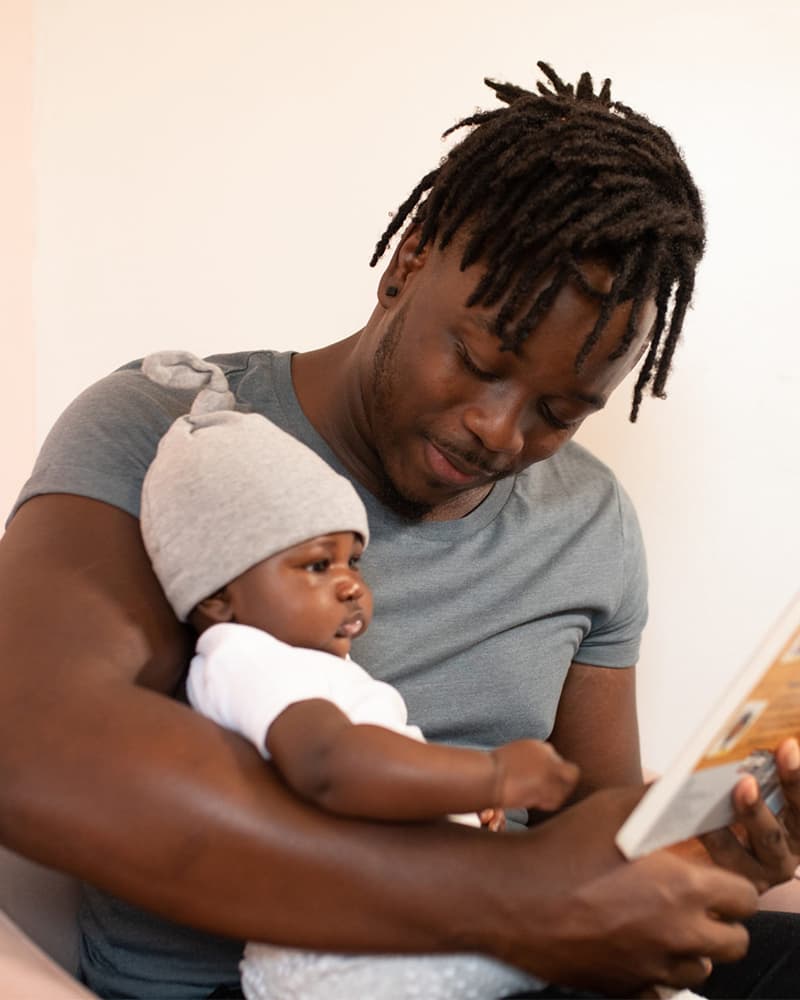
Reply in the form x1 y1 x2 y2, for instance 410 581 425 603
491 740 579 811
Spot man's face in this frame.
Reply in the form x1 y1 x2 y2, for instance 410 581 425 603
221 531 372 658
367 242 655 518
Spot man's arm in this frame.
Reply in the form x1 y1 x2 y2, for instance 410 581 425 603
548 661 643 797
0 495 759 995
267 698 579 819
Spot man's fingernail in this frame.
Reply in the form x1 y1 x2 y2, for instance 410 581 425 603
742 776 759 806
785 738 800 771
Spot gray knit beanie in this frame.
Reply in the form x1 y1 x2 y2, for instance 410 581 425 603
140 350 369 622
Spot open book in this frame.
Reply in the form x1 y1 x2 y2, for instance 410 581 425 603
616 591 800 859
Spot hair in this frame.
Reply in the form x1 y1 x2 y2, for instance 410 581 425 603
370 62 705 421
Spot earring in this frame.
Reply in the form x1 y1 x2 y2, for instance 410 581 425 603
385 285 399 297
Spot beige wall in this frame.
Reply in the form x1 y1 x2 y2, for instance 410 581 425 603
15 0 800 771
0 0 34 525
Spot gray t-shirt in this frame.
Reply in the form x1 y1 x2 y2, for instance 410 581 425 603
14 350 648 998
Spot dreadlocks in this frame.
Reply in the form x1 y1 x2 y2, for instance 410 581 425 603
370 62 705 421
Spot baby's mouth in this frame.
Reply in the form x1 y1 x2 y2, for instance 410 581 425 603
335 613 365 639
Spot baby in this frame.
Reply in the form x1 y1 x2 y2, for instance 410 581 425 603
139 350 579 1000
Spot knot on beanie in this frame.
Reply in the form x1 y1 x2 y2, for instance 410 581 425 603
139 350 370 622
141 350 236 416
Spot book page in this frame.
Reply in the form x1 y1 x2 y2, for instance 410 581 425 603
701 627 800 768
617 595 800 858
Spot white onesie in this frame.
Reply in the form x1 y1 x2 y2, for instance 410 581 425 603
187 623 543 1000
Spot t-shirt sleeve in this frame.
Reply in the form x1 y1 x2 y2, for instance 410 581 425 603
188 624 416 757
8 365 195 524
572 481 649 668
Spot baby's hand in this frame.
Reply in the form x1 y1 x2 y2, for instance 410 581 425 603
479 807 506 832
490 740 579 812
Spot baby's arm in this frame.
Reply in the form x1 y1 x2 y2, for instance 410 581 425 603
187 625 578 821
267 698 578 820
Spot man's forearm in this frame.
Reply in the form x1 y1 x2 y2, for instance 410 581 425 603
0 677 499 950
0 687 760 997
0 496 509 951
0 497 763 994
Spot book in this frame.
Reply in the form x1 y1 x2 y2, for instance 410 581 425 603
616 590 800 859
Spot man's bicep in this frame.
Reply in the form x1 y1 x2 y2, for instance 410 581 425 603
0 493 190 693
548 661 643 798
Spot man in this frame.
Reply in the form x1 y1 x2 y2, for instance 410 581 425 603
2 62 799 999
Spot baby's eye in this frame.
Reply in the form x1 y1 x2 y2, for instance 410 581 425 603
305 559 330 573
348 555 361 570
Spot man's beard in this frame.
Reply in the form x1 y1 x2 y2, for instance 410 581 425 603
371 307 433 522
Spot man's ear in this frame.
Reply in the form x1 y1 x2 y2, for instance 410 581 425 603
378 227 428 306
189 589 234 633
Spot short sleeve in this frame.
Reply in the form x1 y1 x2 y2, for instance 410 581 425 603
572 482 649 668
8 366 196 524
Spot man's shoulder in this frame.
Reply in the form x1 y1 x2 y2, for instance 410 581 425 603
84 346 290 446
508 440 638 536
105 348 292 423
518 439 620 496
115 348 283 389
11 349 290 524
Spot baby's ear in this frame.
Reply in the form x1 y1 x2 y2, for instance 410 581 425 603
190 589 234 632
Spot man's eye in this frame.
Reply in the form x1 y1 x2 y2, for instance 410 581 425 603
305 559 330 573
457 343 498 383
539 403 569 431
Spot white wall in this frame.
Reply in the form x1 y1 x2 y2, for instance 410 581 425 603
24 0 800 772
0 0 35 526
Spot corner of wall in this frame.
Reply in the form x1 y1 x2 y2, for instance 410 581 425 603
0 0 35 527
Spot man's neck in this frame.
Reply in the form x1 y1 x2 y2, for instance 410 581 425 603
291 335 381 494
290 338 493 522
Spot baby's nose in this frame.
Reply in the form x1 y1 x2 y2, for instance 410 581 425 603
336 574 363 601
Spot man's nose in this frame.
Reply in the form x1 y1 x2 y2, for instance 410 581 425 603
462 398 526 456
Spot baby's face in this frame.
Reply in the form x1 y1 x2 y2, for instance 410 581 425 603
223 531 372 658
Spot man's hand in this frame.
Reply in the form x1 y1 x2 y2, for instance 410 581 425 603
701 737 800 892
479 807 506 832
490 739 580 812
506 787 757 996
